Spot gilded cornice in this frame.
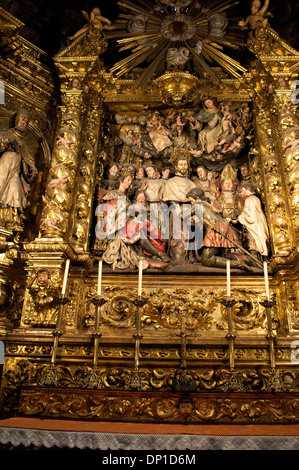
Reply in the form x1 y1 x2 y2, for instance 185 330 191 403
248 27 299 75
23 239 93 267
0 7 23 33
104 76 251 105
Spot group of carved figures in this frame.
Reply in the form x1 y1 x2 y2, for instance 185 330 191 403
0 89 296 273
104 98 254 173
93 98 268 271
95 147 270 271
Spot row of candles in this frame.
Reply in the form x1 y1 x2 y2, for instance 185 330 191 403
44 257 273 385
225 259 272 374
61 258 271 304
62 258 271 305
226 260 270 300
60 258 143 297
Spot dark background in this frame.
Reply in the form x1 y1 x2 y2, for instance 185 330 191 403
2 0 299 59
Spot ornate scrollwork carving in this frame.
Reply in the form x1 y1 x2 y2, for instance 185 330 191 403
84 286 137 329
82 286 276 335
18 366 299 423
142 288 215 333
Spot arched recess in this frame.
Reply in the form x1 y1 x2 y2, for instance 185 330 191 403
0 110 52 240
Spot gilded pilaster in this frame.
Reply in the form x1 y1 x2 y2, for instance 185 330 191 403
71 67 109 252
36 31 109 251
247 26 299 335
248 27 299 261
247 63 293 257
20 31 110 330
273 89 299 245
40 80 84 239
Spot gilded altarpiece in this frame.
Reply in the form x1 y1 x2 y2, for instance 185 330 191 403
0 3 298 424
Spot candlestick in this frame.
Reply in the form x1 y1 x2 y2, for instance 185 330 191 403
226 260 231 299
98 260 102 297
263 261 270 300
87 295 107 389
138 260 143 297
61 259 70 296
260 298 276 370
220 298 236 371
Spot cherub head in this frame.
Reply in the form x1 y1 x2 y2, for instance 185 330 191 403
251 0 261 14
36 269 50 286
178 397 193 418
71 78 80 89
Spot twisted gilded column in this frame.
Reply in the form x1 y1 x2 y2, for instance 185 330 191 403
70 69 108 253
247 27 299 260
40 80 83 240
22 30 110 329
247 62 293 258
247 26 299 335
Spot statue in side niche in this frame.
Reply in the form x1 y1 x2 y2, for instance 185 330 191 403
0 109 38 228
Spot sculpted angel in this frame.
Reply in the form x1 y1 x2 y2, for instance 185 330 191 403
238 0 270 29
69 7 115 41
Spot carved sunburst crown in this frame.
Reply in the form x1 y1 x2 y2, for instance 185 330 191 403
107 0 247 89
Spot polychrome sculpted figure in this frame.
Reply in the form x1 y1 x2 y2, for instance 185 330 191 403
162 151 196 262
193 98 223 154
163 153 196 204
236 163 252 194
215 164 244 221
147 111 172 153
69 7 115 40
95 174 168 270
238 183 269 259
191 166 218 205
103 163 120 190
186 188 254 271
0 109 37 212
143 164 164 204
238 0 270 29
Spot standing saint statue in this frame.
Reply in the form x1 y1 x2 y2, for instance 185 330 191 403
0 109 37 224
163 150 196 204
238 183 269 260
163 149 196 262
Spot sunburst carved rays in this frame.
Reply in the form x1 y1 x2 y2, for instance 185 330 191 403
107 0 247 87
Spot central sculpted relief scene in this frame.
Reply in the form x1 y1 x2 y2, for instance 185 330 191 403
93 99 268 273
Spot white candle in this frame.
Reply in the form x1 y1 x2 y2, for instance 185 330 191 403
98 260 103 297
226 260 231 299
264 261 270 300
61 259 70 296
138 260 143 297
